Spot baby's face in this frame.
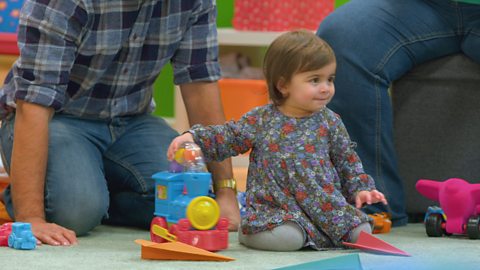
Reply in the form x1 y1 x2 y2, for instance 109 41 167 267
278 62 336 118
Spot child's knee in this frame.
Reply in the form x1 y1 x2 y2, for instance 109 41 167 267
239 221 305 251
348 222 372 243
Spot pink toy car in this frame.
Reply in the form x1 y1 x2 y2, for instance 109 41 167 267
0 222 13 246
416 178 480 239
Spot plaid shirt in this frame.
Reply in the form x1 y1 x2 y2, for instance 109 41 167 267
0 0 221 119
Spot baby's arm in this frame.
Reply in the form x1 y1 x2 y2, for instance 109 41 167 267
167 132 194 161
327 111 377 203
167 107 261 162
355 190 388 208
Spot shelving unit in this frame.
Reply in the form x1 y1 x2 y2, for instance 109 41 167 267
217 28 284 46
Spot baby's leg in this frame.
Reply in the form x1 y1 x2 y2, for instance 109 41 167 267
348 222 372 242
238 221 305 251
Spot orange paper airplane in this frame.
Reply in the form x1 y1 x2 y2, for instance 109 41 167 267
134 239 235 261
342 231 411 257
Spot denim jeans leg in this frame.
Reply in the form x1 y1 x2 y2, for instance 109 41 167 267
0 115 14 216
461 3 480 62
0 114 111 235
317 0 466 225
102 114 178 229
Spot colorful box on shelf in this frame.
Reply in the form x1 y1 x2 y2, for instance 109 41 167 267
233 0 334 32
0 0 22 33
218 79 269 121
0 0 22 55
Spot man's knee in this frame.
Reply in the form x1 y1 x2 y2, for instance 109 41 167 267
46 195 109 236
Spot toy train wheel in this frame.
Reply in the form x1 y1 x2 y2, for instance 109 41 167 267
186 196 220 230
425 214 444 237
467 215 480 239
150 217 168 243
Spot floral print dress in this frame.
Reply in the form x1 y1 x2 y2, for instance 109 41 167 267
189 104 375 249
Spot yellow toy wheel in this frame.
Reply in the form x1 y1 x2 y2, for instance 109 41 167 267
186 196 220 230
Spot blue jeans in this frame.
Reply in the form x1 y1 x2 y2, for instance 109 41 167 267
317 0 480 226
0 113 178 235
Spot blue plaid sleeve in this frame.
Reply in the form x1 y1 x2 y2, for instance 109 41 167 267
13 0 87 110
171 1 221 85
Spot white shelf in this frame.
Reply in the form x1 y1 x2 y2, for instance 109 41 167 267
217 28 284 47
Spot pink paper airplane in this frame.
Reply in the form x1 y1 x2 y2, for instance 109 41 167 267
343 231 411 257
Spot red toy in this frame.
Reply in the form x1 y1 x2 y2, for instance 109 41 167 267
416 178 480 239
0 222 12 246
151 217 229 252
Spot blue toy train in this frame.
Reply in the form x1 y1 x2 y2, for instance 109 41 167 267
149 142 229 251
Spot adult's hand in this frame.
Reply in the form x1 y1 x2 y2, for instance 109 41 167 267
24 217 77 246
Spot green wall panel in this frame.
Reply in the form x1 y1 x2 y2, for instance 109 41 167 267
217 0 234 27
335 0 350 8
152 63 174 117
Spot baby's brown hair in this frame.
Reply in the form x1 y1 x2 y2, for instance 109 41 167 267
263 30 336 106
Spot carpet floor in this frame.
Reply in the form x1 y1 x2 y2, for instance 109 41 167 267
0 223 479 270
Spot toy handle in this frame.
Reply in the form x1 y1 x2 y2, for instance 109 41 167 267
152 224 177 242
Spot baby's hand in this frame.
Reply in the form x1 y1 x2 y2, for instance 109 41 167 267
355 190 388 208
167 132 194 160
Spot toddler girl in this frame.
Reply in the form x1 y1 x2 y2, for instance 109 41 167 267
167 30 387 251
